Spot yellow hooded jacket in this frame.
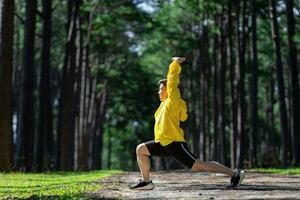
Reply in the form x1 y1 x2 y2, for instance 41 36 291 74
154 61 188 146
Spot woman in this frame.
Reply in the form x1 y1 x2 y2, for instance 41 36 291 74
130 57 245 190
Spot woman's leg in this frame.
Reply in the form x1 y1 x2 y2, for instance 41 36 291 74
166 142 235 177
192 160 235 177
136 143 151 181
166 142 243 187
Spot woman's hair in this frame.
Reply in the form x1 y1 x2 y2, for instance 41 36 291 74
158 79 167 86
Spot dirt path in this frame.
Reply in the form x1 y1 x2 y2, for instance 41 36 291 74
89 170 300 199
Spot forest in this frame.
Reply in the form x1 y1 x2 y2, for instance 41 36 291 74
0 0 300 172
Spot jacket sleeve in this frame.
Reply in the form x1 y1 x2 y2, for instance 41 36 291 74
180 101 188 121
167 61 181 101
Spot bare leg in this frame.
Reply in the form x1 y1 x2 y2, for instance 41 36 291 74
136 143 151 181
192 160 235 177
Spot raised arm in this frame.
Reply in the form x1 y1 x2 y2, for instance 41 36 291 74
167 60 181 101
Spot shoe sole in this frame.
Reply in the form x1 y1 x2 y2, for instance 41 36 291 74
131 183 155 190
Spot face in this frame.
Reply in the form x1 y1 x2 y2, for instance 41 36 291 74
158 83 168 101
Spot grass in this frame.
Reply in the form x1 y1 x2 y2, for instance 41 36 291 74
0 170 122 199
2 168 298 199
249 168 300 175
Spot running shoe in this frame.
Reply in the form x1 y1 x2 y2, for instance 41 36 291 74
227 169 245 189
129 179 155 190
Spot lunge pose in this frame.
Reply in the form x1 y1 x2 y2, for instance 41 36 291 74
130 57 245 190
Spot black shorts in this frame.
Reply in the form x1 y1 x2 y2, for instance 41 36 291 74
145 140 197 168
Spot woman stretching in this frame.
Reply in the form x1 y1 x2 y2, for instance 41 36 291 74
130 57 245 190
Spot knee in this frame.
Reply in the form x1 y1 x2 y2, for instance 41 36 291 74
136 143 146 156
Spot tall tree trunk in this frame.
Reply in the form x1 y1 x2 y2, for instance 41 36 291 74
0 0 14 171
77 10 85 171
250 0 258 167
203 23 210 161
36 0 53 171
95 55 113 169
269 0 291 167
197 35 204 161
92 80 107 169
192 49 200 157
73 8 83 171
107 129 112 169
199 25 206 161
58 0 80 171
213 32 219 162
228 2 237 169
235 0 241 168
82 43 90 170
83 46 91 170
87 77 97 170
236 0 247 168
285 0 300 166
266 78 276 164
18 0 37 171
13 9 22 168
270 79 276 162
218 9 227 164
85 6 96 169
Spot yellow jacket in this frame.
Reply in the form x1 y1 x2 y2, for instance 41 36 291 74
154 61 188 146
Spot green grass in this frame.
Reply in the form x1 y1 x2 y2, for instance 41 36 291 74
0 170 122 199
249 168 300 175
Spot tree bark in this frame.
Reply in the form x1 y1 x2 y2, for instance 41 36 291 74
203 23 210 161
36 0 53 171
218 9 227 164
13 8 22 169
73 7 83 171
213 31 219 162
77 10 85 171
58 0 80 171
250 0 258 167
236 0 247 168
92 80 107 169
199 23 206 161
195 29 204 161
285 0 300 166
83 46 90 170
18 0 37 171
228 2 237 169
107 129 112 169
192 49 200 157
266 78 276 164
0 0 14 171
269 0 291 167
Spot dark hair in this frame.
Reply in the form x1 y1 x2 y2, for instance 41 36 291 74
158 79 167 86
